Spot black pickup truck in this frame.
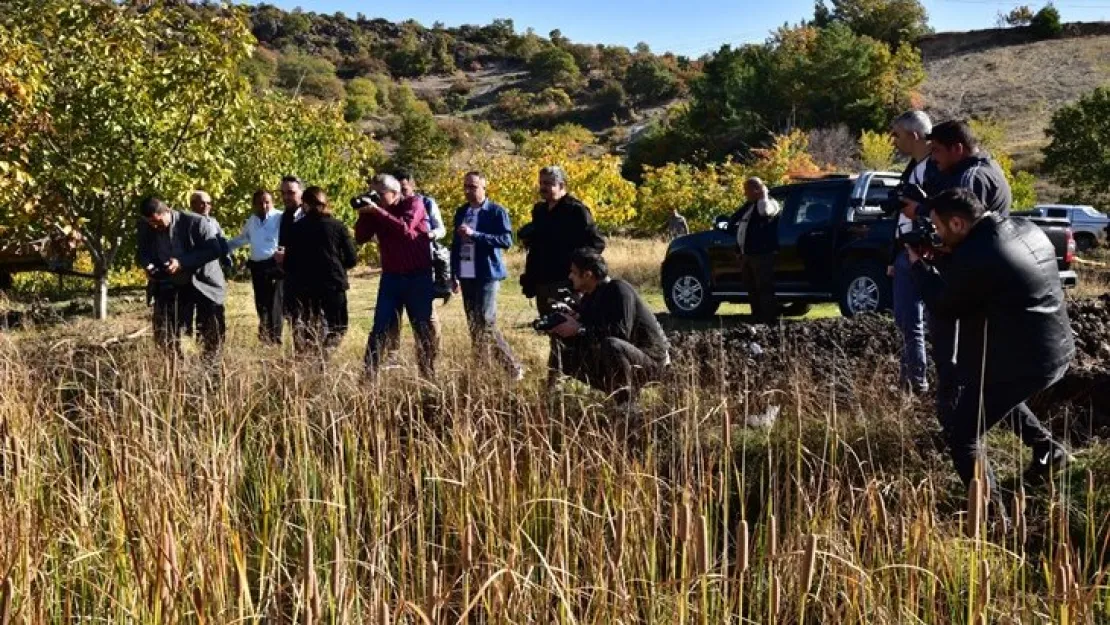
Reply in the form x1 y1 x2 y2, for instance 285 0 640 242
661 172 1079 318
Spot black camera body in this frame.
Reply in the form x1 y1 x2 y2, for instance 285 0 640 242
145 263 171 281
531 289 579 333
350 191 382 209
879 182 928 216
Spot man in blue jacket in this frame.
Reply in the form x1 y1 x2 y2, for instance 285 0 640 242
450 171 523 380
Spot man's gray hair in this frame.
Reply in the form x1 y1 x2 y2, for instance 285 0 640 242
372 173 402 193
745 176 765 188
892 110 932 137
539 165 568 187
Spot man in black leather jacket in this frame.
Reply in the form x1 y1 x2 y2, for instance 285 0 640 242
908 189 1072 503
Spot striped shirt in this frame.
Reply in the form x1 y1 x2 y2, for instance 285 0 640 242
354 196 431 274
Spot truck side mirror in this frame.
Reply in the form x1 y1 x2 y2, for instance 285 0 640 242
714 215 731 231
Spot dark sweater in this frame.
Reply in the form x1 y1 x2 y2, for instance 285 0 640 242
283 212 357 294
926 154 1012 217
575 279 669 363
521 195 606 289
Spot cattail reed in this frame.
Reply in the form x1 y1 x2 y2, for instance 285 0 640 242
802 534 818 594
967 478 983 539
736 520 750 574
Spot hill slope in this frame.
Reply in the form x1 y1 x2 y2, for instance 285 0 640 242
920 28 1110 189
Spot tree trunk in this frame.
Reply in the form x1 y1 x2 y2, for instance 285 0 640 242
94 272 109 320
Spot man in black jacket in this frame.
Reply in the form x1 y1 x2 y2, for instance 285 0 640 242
903 120 1013 415
548 249 669 407
283 186 357 353
136 197 228 358
730 177 781 323
519 165 606 383
908 189 1072 503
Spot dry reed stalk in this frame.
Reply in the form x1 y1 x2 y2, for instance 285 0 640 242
736 520 749 574
1 576 11 625
768 514 778 563
771 573 782 621
967 478 983 539
302 531 320 625
978 560 990 625
802 534 818 595
694 513 709 576
333 534 347 622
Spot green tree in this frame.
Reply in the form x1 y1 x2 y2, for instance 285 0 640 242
815 0 932 47
391 99 451 177
276 51 346 101
1031 4 1063 38
623 58 681 107
240 47 278 91
0 0 254 318
997 5 1035 26
858 129 896 169
528 47 582 90
1042 86 1110 210
344 77 379 121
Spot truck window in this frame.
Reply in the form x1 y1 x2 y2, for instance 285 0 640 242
1046 208 1068 219
785 186 841 228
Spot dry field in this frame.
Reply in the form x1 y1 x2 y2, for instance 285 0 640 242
1 238 1108 623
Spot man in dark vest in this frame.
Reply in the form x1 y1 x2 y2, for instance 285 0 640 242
730 177 781 323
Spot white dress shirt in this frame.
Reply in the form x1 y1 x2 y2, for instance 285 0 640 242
229 209 284 261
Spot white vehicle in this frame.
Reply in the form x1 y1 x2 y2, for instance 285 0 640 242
1017 204 1108 251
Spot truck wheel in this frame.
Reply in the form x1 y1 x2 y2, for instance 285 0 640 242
1075 232 1097 252
838 261 891 317
663 264 719 319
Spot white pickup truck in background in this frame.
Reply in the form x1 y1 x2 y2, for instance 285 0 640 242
1015 204 1109 251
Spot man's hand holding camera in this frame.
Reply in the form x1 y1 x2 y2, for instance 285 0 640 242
145 259 180 278
549 308 581 339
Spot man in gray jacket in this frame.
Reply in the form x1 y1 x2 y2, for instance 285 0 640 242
137 196 228 358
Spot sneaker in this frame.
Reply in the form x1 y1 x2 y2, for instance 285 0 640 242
1023 447 1073 485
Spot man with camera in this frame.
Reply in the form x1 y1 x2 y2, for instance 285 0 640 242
908 189 1072 510
546 249 669 408
450 171 522 379
385 170 449 358
901 120 1013 414
888 111 938 394
519 166 607 383
354 174 437 378
136 196 229 358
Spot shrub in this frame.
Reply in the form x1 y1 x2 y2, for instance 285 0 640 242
1031 4 1063 38
858 129 896 170
343 77 378 121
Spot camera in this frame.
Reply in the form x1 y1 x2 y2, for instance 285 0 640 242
879 182 928 216
531 289 578 333
350 191 382 209
145 263 171 280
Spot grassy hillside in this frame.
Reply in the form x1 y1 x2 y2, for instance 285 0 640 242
920 30 1110 200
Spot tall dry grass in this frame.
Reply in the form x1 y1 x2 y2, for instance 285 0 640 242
1 309 1108 623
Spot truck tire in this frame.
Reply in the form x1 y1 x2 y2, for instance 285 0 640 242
1075 232 1097 252
663 263 719 319
838 261 891 317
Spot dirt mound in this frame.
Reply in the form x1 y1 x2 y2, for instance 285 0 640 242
669 300 1110 439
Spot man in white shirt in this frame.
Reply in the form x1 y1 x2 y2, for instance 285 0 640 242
229 189 285 344
888 110 936 394
730 177 782 323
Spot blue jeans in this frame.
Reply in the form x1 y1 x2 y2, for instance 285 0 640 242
365 270 436 376
460 279 520 373
893 250 928 392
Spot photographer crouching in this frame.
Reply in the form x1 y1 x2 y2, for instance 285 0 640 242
908 189 1072 522
542 249 669 411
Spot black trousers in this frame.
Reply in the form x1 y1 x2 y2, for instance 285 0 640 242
248 259 284 344
559 336 664 403
741 253 779 323
292 289 349 354
940 373 1064 494
151 282 225 358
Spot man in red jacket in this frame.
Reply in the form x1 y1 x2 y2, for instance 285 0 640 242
354 173 436 377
